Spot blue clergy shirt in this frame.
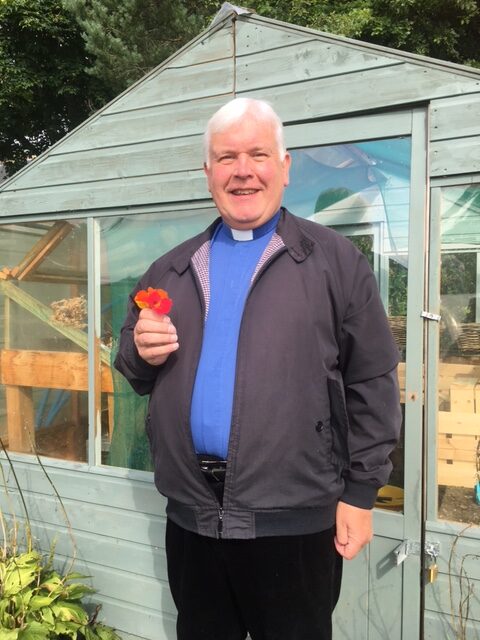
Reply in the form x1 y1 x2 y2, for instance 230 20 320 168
190 212 280 458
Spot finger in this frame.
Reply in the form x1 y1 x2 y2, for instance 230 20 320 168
139 341 179 366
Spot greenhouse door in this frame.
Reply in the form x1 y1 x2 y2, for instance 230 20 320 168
423 183 480 637
283 107 429 639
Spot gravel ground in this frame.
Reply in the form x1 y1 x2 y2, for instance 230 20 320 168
438 485 480 525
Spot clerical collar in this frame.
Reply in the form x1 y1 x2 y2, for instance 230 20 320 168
222 210 281 242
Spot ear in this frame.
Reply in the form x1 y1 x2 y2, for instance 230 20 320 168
203 161 212 193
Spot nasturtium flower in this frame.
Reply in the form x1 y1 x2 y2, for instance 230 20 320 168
134 287 173 315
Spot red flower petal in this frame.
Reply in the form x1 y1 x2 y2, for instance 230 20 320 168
134 288 173 314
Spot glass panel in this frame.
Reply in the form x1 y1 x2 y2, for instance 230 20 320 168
0 221 88 461
437 185 480 526
284 137 411 511
101 208 217 470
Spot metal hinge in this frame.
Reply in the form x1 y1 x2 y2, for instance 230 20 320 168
394 540 440 566
421 311 441 322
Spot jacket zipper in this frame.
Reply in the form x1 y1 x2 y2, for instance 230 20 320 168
217 507 224 538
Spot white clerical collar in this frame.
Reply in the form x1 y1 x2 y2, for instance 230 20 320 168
230 228 254 241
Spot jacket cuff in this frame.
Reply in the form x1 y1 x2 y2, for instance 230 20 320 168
341 480 378 509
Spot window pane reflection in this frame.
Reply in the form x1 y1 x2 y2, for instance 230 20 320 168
437 185 480 526
101 208 217 470
0 221 88 461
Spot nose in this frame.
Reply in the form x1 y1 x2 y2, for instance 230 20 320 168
233 153 254 178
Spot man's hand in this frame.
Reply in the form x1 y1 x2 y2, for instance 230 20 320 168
133 308 179 366
334 501 373 560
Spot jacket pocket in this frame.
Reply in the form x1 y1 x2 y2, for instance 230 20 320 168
327 375 350 468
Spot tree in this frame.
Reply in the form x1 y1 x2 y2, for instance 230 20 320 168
63 0 210 96
0 0 107 176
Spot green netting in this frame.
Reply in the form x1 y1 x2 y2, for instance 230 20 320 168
108 278 152 471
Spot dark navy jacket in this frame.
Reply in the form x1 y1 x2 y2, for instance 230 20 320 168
114 209 401 539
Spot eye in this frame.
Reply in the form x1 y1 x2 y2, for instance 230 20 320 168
217 154 234 164
252 151 268 161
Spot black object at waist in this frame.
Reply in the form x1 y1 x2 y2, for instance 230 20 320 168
197 454 227 483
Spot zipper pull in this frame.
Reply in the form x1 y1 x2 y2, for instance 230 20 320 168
217 508 224 538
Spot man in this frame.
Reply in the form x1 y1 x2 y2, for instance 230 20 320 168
115 98 401 640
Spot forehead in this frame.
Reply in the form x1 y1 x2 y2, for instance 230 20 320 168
210 116 277 152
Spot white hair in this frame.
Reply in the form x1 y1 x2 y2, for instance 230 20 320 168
203 98 286 166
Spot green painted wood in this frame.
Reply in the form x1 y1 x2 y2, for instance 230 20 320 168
0 461 165 515
426 529 480 579
97 598 176 640
238 63 480 124
430 135 480 176
40 97 223 156
423 610 480 640
63 557 176 617
0 490 167 546
285 110 411 148
424 573 480 622
236 40 403 92
27 518 168 578
333 547 369 639
430 94 480 141
0 170 210 216
168 23 233 67
367 537 403 640
235 20 313 55
4 136 204 190
105 57 234 115
425 187 442 523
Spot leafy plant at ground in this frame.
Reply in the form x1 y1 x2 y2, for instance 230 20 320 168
0 442 122 640
0 549 121 639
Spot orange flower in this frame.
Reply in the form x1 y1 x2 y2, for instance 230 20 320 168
134 287 173 315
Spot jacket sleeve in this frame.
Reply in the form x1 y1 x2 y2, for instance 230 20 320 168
337 252 402 509
114 286 160 397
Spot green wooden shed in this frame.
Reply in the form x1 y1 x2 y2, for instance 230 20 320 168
0 5 479 639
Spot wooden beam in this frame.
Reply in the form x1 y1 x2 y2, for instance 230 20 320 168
5 386 35 453
438 411 480 437
11 221 73 281
0 349 113 393
0 281 111 366
438 460 477 488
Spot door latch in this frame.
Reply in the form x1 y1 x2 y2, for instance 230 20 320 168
394 539 440 566
421 310 441 322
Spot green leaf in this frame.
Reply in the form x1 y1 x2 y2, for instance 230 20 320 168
0 614 15 630
93 624 122 640
27 597 53 612
17 621 49 640
38 607 54 630
51 601 88 625
63 573 91 582
38 572 63 594
54 620 81 638
3 554 40 597
62 584 96 601
0 627 20 640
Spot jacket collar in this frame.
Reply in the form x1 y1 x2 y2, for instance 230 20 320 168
276 208 314 262
170 208 313 274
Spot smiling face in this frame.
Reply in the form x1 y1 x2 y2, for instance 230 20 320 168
204 114 291 230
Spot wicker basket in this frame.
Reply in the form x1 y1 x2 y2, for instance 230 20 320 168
388 316 407 351
456 323 480 355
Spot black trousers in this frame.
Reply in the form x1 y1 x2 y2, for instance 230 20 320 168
166 518 343 640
